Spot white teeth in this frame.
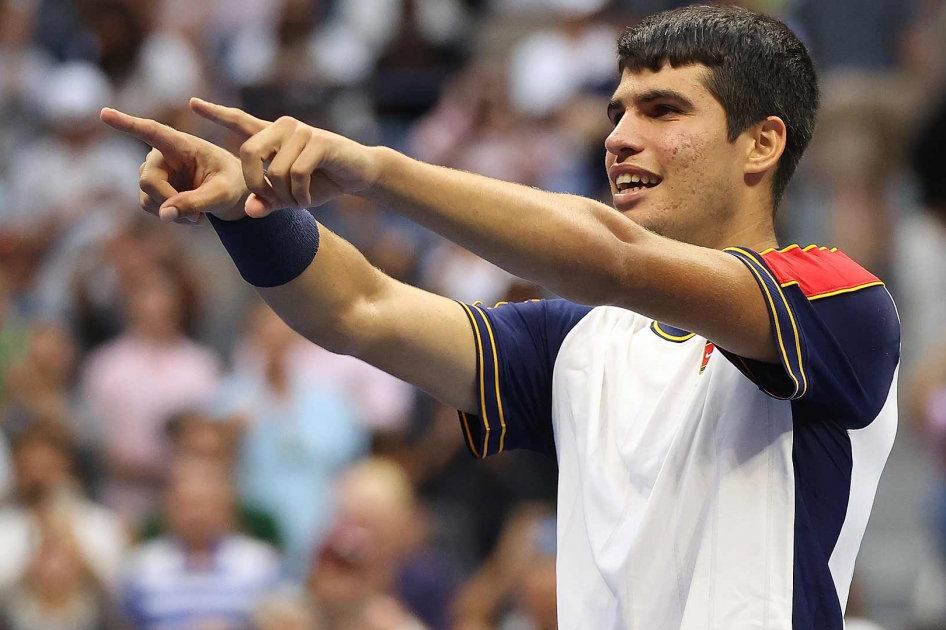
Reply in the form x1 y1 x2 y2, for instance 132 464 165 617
615 172 660 190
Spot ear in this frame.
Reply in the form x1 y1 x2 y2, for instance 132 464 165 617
744 116 787 176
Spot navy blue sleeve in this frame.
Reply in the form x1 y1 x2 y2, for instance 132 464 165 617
456 299 592 459
721 247 901 428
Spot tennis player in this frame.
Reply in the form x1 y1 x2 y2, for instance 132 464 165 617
102 5 900 629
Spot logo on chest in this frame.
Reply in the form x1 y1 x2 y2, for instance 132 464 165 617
700 341 715 375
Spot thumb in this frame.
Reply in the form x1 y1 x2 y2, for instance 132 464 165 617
160 182 234 222
244 193 279 219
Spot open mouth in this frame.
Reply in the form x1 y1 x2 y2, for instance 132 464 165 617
614 172 661 193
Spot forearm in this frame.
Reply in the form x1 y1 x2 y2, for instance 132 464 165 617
211 214 384 355
210 209 479 413
260 228 389 355
364 147 643 303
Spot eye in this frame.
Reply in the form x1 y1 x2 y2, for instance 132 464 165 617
652 104 680 118
607 106 623 126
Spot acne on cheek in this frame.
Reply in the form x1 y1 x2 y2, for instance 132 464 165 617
661 133 696 163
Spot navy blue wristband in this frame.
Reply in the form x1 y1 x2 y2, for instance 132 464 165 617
208 210 320 288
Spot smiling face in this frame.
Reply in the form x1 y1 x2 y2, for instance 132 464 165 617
605 63 758 248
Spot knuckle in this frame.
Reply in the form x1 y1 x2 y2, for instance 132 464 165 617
267 164 288 181
289 164 309 180
239 143 256 161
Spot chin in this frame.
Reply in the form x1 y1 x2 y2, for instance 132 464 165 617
615 202 672 237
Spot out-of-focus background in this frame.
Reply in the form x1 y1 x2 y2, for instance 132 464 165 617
0 0 943 628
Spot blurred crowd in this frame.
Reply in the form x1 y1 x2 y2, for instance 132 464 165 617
0 0 944 629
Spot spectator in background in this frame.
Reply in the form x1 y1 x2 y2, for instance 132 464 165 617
904 94 946 617
225 0 380 142
0 0 52 175
1 61 141 317
80 267 220 526
216 302 370 577
451 505 555 630
3 322 77 431
80 1 206 132
506 0 614 120
119 456 282 630
0 532 111 630
370 0 469 130
137 409 283 550
0 423 126 602
421 240 518 307
785 0 932 275
306 458 427 630
908 337 946 625
252 586 318 630
894 96 946 364
0 268 31 408
232 300 413 432
71 216 204 351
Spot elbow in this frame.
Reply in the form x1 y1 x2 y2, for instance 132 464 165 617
306 307 365 357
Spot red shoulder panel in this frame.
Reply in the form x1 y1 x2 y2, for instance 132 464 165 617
759 245 883 300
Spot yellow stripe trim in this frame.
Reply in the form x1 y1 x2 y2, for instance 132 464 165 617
474 305 507 453
733 248 809 398
459 303 490 457
458 411 480 458
726 248 805 398
808 281 885 301
653 322 696 342
759 244 842 256
779 279 885 301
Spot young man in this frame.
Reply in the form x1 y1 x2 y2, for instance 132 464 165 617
101 5 900 629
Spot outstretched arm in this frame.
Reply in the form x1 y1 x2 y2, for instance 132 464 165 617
100 108 479 413
193 101 778 363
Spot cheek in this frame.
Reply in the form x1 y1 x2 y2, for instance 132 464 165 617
659 130 733 197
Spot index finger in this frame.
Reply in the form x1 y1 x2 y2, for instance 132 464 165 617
190 98 269 140
100 108 183 155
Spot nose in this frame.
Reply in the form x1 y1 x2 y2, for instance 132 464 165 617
605 113 644 161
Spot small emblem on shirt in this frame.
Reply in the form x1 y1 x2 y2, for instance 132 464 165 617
700 342 715 375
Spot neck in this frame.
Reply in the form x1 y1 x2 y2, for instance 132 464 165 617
714 210 778 253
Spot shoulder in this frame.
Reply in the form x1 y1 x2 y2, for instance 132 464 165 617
754 244 884 300
726 243 898 333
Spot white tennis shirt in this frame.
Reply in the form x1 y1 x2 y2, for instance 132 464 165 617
456 245 900 630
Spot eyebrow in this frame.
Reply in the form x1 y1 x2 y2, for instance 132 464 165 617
607 88 696 118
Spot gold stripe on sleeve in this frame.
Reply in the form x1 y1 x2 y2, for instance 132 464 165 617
459 303 491 456
807 281 885 301
474 305 507 453
731 247 809 398
726 247 802 398
458 411 481 458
